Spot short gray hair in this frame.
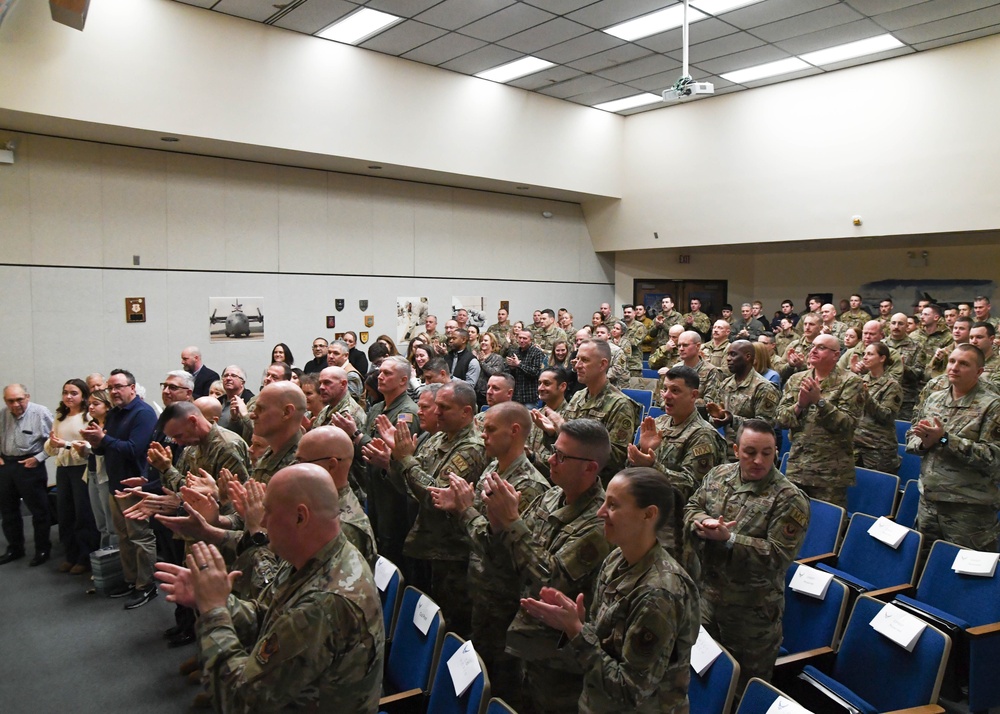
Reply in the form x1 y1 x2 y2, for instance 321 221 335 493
165 370 195 390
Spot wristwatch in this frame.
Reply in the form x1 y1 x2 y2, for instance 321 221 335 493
816 398 827 410
938 433 949 449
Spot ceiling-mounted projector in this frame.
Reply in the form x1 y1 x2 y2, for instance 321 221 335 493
662 75 714 102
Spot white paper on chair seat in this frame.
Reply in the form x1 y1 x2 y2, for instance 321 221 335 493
870 602 926 651
952 549 999 577
867 516 908 549
766 695 814 714
690 625 723 676
447 640 481 696
789 564 834 599
413 593 439 636
374 556 397 592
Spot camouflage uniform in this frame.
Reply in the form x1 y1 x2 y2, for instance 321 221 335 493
854 373 903 474
821 320 848 344
339 484 377 569
648 342 678 371
836 343 904 383
527 400 568 481
637 315 656 355
647 311 685 348
567 544 700 714
839 309 869 332
701 340 729 370
563 382 638 486
774 330 796 358
623 320 647 376
983 353 1000 391
229 394 257 443
915 328 955 384
500 482 610 714
775 336 816 384
685 462 809 687
607 342 631 389
536 325 568 354
660 358 722 409
391 424 487 636
315 392 366 432
683 310 711 338
460 455 549 702
714 370 781 455
486 321 514 351
884 335 925 420
198 534 384 713
776 366 865 508
157 424 251 494
906 382 1000 551
649 411 728 501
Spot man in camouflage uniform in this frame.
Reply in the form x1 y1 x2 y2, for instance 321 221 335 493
314 366 366 431
387 380 487 636
819 303 847 345
429 402 549 704
907 344 1000 552
971 322 1000 390
227 362 291 442
486 307 514 351
973 296 1000 332
492 418 613 714
622 305 647 377
156 464 384 713
528 366 570 480
535 308 568 354
683 298 711 339
706 340 781 455
776 334 865 508
635 304 655 357
915 303 955 385
702 320 731 370
776 313 822 382
840 294 870 332
672 330 721 407
876 298 895 335
540 339 637 486
598 302 616 326
648 324 685 371
685 419 809 689
593 324 630 389
837 320 904 382
884 312 925 420
296 426 377 568
647 296 685 349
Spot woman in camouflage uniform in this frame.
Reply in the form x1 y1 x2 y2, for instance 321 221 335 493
521 467 699 713
854 342 903 473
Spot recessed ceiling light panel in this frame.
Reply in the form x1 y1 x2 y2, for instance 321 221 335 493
801 34 905 66
604 5 707 42
476 56 555 83
317 8 401 45
594 93 662 113
721 57 810 84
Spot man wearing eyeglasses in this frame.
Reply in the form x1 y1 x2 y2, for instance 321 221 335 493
217 365 253 431
302 338 329 375
776 334 865 508
82 368 158 607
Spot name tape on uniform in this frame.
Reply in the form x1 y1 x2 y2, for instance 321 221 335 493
690 625 723 676
374 556 397 592
867 516 908 549
447 640 482 697
870 602 926 652
789 564 834 600
413 593 440 636
952 549 999 577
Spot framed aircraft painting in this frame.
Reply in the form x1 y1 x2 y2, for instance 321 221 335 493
209 297 265 342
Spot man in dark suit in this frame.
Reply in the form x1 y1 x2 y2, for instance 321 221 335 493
181 346 220 399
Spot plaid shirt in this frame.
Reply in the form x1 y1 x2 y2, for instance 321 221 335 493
504 344 547 405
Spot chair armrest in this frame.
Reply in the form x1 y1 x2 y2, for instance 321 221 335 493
775 646 835 669
796 553 836 566
772 647 836 691
967 621 1000 637
378 688 423 714
865 584 913 600
882 706 945 714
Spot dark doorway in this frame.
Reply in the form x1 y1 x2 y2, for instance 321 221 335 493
633 279 729 320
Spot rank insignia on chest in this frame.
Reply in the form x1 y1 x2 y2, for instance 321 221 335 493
256 635 279 666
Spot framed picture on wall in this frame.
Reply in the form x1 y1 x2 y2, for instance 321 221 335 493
209 297 264 342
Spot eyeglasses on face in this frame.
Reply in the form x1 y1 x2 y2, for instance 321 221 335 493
161 383 192 392
551 448 594 465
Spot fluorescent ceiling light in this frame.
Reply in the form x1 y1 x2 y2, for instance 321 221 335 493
801 34 905 66
594 93 662 113
476 56 555 83
691 0 763 15
721 57 810 84
317 8 401 44
604 5 707 42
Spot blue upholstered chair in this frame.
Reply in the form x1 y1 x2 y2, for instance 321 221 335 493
689 643 740 714
797 499 845 560
846 468 899 519
425 633 490 714
815 513 922 597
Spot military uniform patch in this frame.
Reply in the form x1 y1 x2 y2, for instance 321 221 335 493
783 523 800 538
691 444 713 458
579 540 600 565
451 454 471 476
630 626 659 657
256 634 279 666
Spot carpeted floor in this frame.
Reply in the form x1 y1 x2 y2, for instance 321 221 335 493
0 535 202 713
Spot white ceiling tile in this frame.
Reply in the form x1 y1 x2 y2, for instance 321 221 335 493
566 43 653 72
692 43 791 74
360 20 448 54
773 18 887 54
461 3 555 42
751 3 866 43
594 54 682 81
846 1 928 14
537 73 616 98
438 44 524 73
275 0 360 34
626 68 687 91
633 18 739 53
912 23 1000 49
519 0 601 14
683 29 765 63
365 0 446 18
401 32 487 64
213 0 286 23
874 0 1000 31
564 83 640 105
892 5 1000 42
174 0 217 9
533 30 624 63
507 64 584 89
497 17 591 52
720 0 839 30
567 0 681 30
415 0 516 31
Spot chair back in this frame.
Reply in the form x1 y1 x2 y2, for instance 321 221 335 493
623 388 653 421
894 480 919 529
798 498 845 559
831 594 951 711
385 586 446 695
485 698 517 714
648 406 665 420
896 445 921 486
847 468 899 518
781 562 849 655
735 679 799 714
375 556 405 640
426 632 490 714
689 643 740 714
832 513 922 590
914 540 1000 626
895 420 909 444
779 452 789 474
779 429 791 457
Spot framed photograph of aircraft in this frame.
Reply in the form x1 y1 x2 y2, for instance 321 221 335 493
209 297 264 342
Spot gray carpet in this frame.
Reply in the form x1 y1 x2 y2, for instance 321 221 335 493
0 535 201 713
